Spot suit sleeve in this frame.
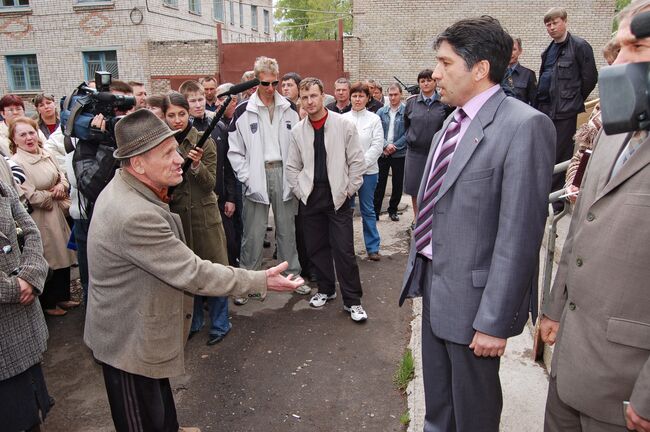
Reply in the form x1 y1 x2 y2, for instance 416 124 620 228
0 182 48 302
473 113 556 338
631 357 650 419
121 210 267 298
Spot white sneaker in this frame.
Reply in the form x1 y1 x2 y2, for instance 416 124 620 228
309 292 336 308
344 305 368 322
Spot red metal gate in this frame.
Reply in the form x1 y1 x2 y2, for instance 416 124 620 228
217 22 345 95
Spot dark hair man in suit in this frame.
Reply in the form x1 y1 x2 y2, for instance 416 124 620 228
399 16 555 431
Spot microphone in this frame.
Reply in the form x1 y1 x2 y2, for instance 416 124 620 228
631 11 650 39
217 78 260 98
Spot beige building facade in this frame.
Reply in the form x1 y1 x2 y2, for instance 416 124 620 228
0 0 274 101
346 0 615 94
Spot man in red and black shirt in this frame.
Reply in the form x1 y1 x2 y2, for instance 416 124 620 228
285 77 369 322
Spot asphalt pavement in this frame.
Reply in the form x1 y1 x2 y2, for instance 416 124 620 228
41 206 413 431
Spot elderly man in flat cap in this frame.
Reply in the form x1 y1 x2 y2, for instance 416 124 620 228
84 109 303 432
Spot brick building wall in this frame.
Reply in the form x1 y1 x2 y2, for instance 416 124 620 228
350 0 615 97
0 0 273 103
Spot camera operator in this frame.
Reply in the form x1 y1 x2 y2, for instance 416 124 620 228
540 1 650 431
69 79 133 303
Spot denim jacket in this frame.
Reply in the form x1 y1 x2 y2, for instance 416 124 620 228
377 103 406 158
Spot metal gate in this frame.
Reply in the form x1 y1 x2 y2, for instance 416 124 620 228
217 23 345 95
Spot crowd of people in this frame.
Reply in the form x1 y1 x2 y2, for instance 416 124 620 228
0 1 649 431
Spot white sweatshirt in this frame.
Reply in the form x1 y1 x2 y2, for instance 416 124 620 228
343 109 384 175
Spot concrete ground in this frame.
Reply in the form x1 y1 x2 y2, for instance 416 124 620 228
39 180 560 431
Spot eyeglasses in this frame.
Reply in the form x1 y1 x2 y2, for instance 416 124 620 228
259 80 279 87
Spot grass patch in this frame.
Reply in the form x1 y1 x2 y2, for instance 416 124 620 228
400 409 410 426
394 348 415 393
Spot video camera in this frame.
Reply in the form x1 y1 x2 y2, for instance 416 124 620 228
599 62 649 134
60 71 136 142
599 11 650 135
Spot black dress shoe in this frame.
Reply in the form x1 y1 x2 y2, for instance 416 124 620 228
389 212 399 221
207 334 225 346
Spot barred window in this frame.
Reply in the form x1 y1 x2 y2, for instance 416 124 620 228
6 54 41 91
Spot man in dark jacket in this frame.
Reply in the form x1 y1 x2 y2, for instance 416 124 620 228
503 37 537 105
536 7 598 212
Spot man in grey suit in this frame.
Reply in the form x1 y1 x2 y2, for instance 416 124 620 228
541 2 650 431
398 16 555 431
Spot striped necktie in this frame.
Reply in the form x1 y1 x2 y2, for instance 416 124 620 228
413 109 467 252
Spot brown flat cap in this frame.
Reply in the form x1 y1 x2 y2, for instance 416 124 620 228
113 109 180 160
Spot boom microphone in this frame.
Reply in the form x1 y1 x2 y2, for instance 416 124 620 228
217 78 260 97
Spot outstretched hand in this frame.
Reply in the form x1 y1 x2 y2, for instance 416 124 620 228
265 261 304 292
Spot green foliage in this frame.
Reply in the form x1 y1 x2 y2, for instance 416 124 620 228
400 410 411 426
394 348 415 393
613 0 632 32
274 0 352 41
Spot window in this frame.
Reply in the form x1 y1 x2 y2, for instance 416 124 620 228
162 0 177 7
5 54 40 91
239 1 243 27
189 0 200 14
213 0 224 21
83 50 119 81
229 1 234 24
263 9 269 34
251 5 257 31
1 0 29 8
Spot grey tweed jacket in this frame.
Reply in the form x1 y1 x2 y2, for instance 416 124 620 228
0 180 50 381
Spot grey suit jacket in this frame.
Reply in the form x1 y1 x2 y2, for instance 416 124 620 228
84 169 267 379
543 131 650 425
399 89 555 345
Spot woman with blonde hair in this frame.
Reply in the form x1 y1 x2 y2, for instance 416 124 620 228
9 117 77 316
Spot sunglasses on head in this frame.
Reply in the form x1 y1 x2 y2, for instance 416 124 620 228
259 80 279 87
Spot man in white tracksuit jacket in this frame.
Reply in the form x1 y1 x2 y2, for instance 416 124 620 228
228 56 310 301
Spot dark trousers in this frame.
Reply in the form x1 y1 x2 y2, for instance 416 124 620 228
102 363 179 432
551 116 578 211
374 156 405 216
218 200 240 267
301 185 363 307
39 267 71 310
295 207 312 278
73 218 90 304
414 255 502 432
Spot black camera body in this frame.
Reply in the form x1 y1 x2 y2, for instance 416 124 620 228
60 71 136 141
599 62 649 135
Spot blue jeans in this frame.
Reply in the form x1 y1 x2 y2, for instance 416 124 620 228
191 296 231 337
358 173 380 254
